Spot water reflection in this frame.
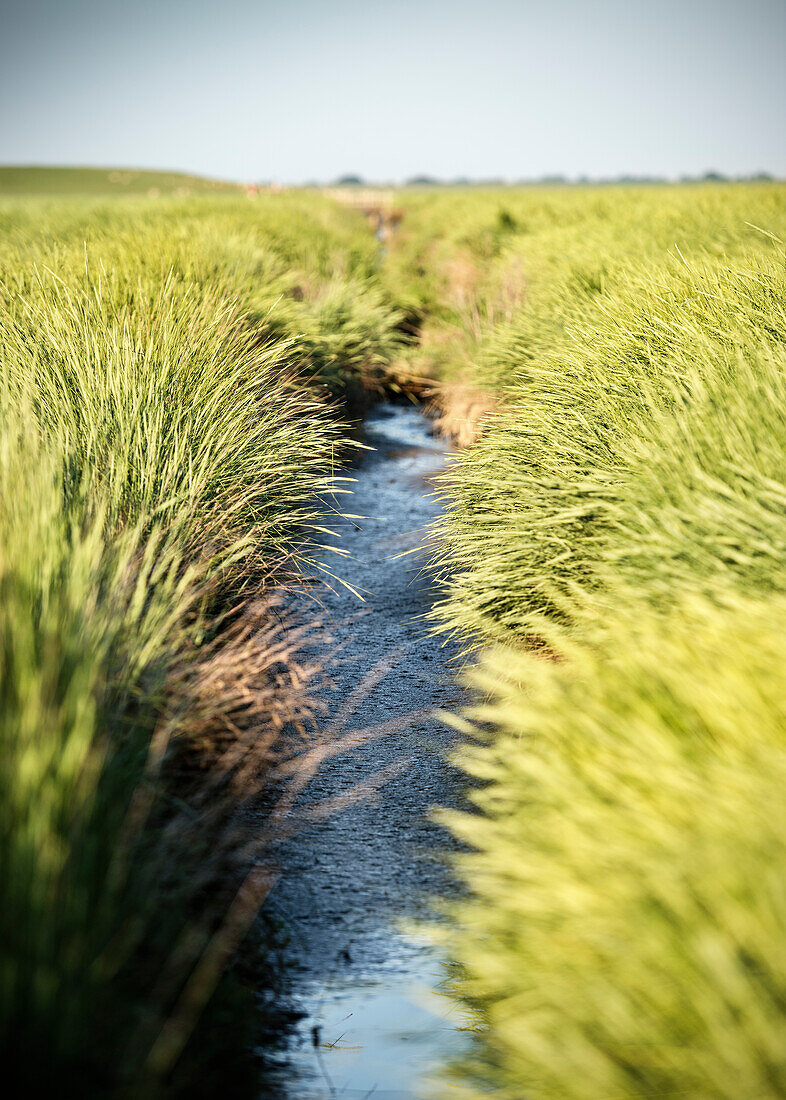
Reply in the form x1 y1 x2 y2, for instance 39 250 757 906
278 959 471 1099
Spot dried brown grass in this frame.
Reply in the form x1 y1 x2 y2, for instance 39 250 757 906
428 381 497 447
104 588 331 1081
441 252 481 308
126 593 435 1084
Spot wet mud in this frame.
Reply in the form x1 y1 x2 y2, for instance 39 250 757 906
262 403 470 1099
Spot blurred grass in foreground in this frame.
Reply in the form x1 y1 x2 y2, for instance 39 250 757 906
438 592 786 1099
387 184 786 1098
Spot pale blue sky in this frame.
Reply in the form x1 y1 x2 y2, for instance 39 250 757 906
1 0 784 182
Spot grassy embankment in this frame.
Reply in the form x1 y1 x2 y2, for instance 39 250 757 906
0 166 241 196
0 170 404 1092
388 183 786 1098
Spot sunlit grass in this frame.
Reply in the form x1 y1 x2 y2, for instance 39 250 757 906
387 183 786 1098
0 190 400 1090
439 592 786 1099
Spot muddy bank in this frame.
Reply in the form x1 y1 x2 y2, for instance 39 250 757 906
261 403 470 1099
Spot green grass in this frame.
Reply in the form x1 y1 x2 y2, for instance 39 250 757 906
0 188 401 1091
385 183 786 1098
0 165 240 196
432 247 786 643
439 591 786 1099
6 173 786 1097
387 183 785 381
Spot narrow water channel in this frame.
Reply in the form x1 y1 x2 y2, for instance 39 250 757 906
263 402 470 1099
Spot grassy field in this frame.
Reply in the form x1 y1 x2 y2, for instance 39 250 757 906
4 169 786 1097
385 183 786 1098
0 165 241 196
0 176 404 1092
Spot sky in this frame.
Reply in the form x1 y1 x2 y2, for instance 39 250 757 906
1 0 784 183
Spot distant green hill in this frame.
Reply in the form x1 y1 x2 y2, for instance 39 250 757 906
0 166 241 196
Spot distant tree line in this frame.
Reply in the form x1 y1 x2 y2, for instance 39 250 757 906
329 171 778 188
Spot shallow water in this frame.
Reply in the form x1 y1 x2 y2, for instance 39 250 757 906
262 403 470 1099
